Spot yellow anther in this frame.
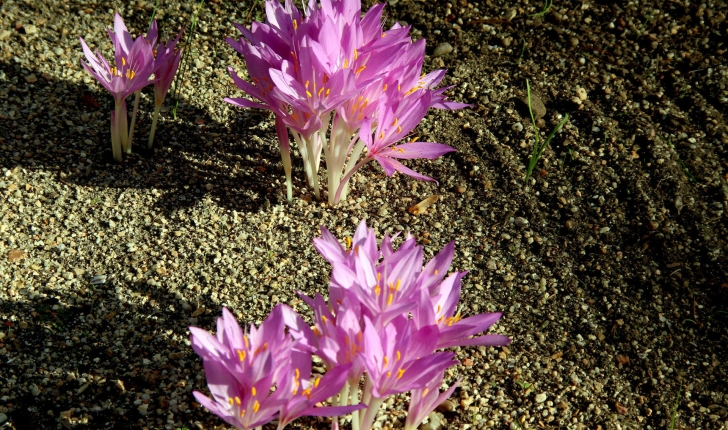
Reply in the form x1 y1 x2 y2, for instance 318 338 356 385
396 350 401 361
306 91 313 98
436 304 442 314
377 272 381 281
253 400 260 413
381 32 386 37
383 83 388 91
355 65 366 75
387 371 392 377
383 356 389 366
235 397 241 406
379 132 385 140
322 315 328 324
374 285 381 296
397 368 406 378
434 269 439 275
126 69 135 79
244 336 250 348
396 279 401 290
295 368 300 379
398 84 401 92
354 49 359 60
387 293 393 305
318 87 324 96
240 409 246 417
314 377 321 388
263 342 268 351
325 88 331 96
228 398 234 405
238 350 246 361
397 126 402 133
343 59 349 68
122 57 126 66
305 80 310 89
252 387 257 396
292 19 298 31
392 118 399 127
346 237 352 249
422 388 429 397
110 67 118 76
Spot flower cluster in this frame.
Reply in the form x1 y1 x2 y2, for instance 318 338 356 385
226 0 469 204
191 221 510 430
80 13 182 161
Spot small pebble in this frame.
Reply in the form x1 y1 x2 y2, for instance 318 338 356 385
535 393 548 403
25 74 38 83
432 43 453 57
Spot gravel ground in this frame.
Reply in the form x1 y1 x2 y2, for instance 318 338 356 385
1 0 727 429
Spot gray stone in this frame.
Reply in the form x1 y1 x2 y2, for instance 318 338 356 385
432 43 453 57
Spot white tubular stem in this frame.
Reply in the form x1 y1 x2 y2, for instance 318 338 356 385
127 90 141 151
147 104 161 149
116 100 130 153
111 111 122 162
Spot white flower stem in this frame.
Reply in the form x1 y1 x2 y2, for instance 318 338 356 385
359 396 384 430
127 90 141 152
111 111 122 162
147 104 161 149
333 157 370 205
349 381 361 430
115 100 129 154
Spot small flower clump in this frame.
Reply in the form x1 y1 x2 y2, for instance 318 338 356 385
79 14 182 161
190 221 510 430
226 0 469 204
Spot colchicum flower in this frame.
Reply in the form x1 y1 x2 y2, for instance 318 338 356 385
80 13 155 161
191 221 509 430
148 29 183 149
225 0 468 204
80 13 183 160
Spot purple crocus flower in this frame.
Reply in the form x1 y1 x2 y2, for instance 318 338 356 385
190 305 358 430
148 29 183 149
225 0 468 204
404 372 461 430
80 13 155 160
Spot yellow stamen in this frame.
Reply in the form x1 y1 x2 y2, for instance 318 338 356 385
244 336 250 349
305 80 310 89
253 400 260 413
396 351 401 361
354 49 359 60
434 269 439 275
235 397 241 406
392 118 399 127
306 91 313 98
228 398 234 405
343 59 349 68
387 293 393 306
325 88 331 96
378 132 385 140
377 272 381 281
240 409 246 417
397 126 402 133
383 83 388 91
292 19 298 31
374 285 381 296
383 356 389 367
125 69 135 79
252 387 257 396
355 65 366 75
122 57 126 66
346 237 352 249
381 32 387 37
295 368 300 379
238 350 246 361
314 377 321 388
322 315 328 324
397 368 406 378
318 87 324 96
395 279 401 290
422 388 429 396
